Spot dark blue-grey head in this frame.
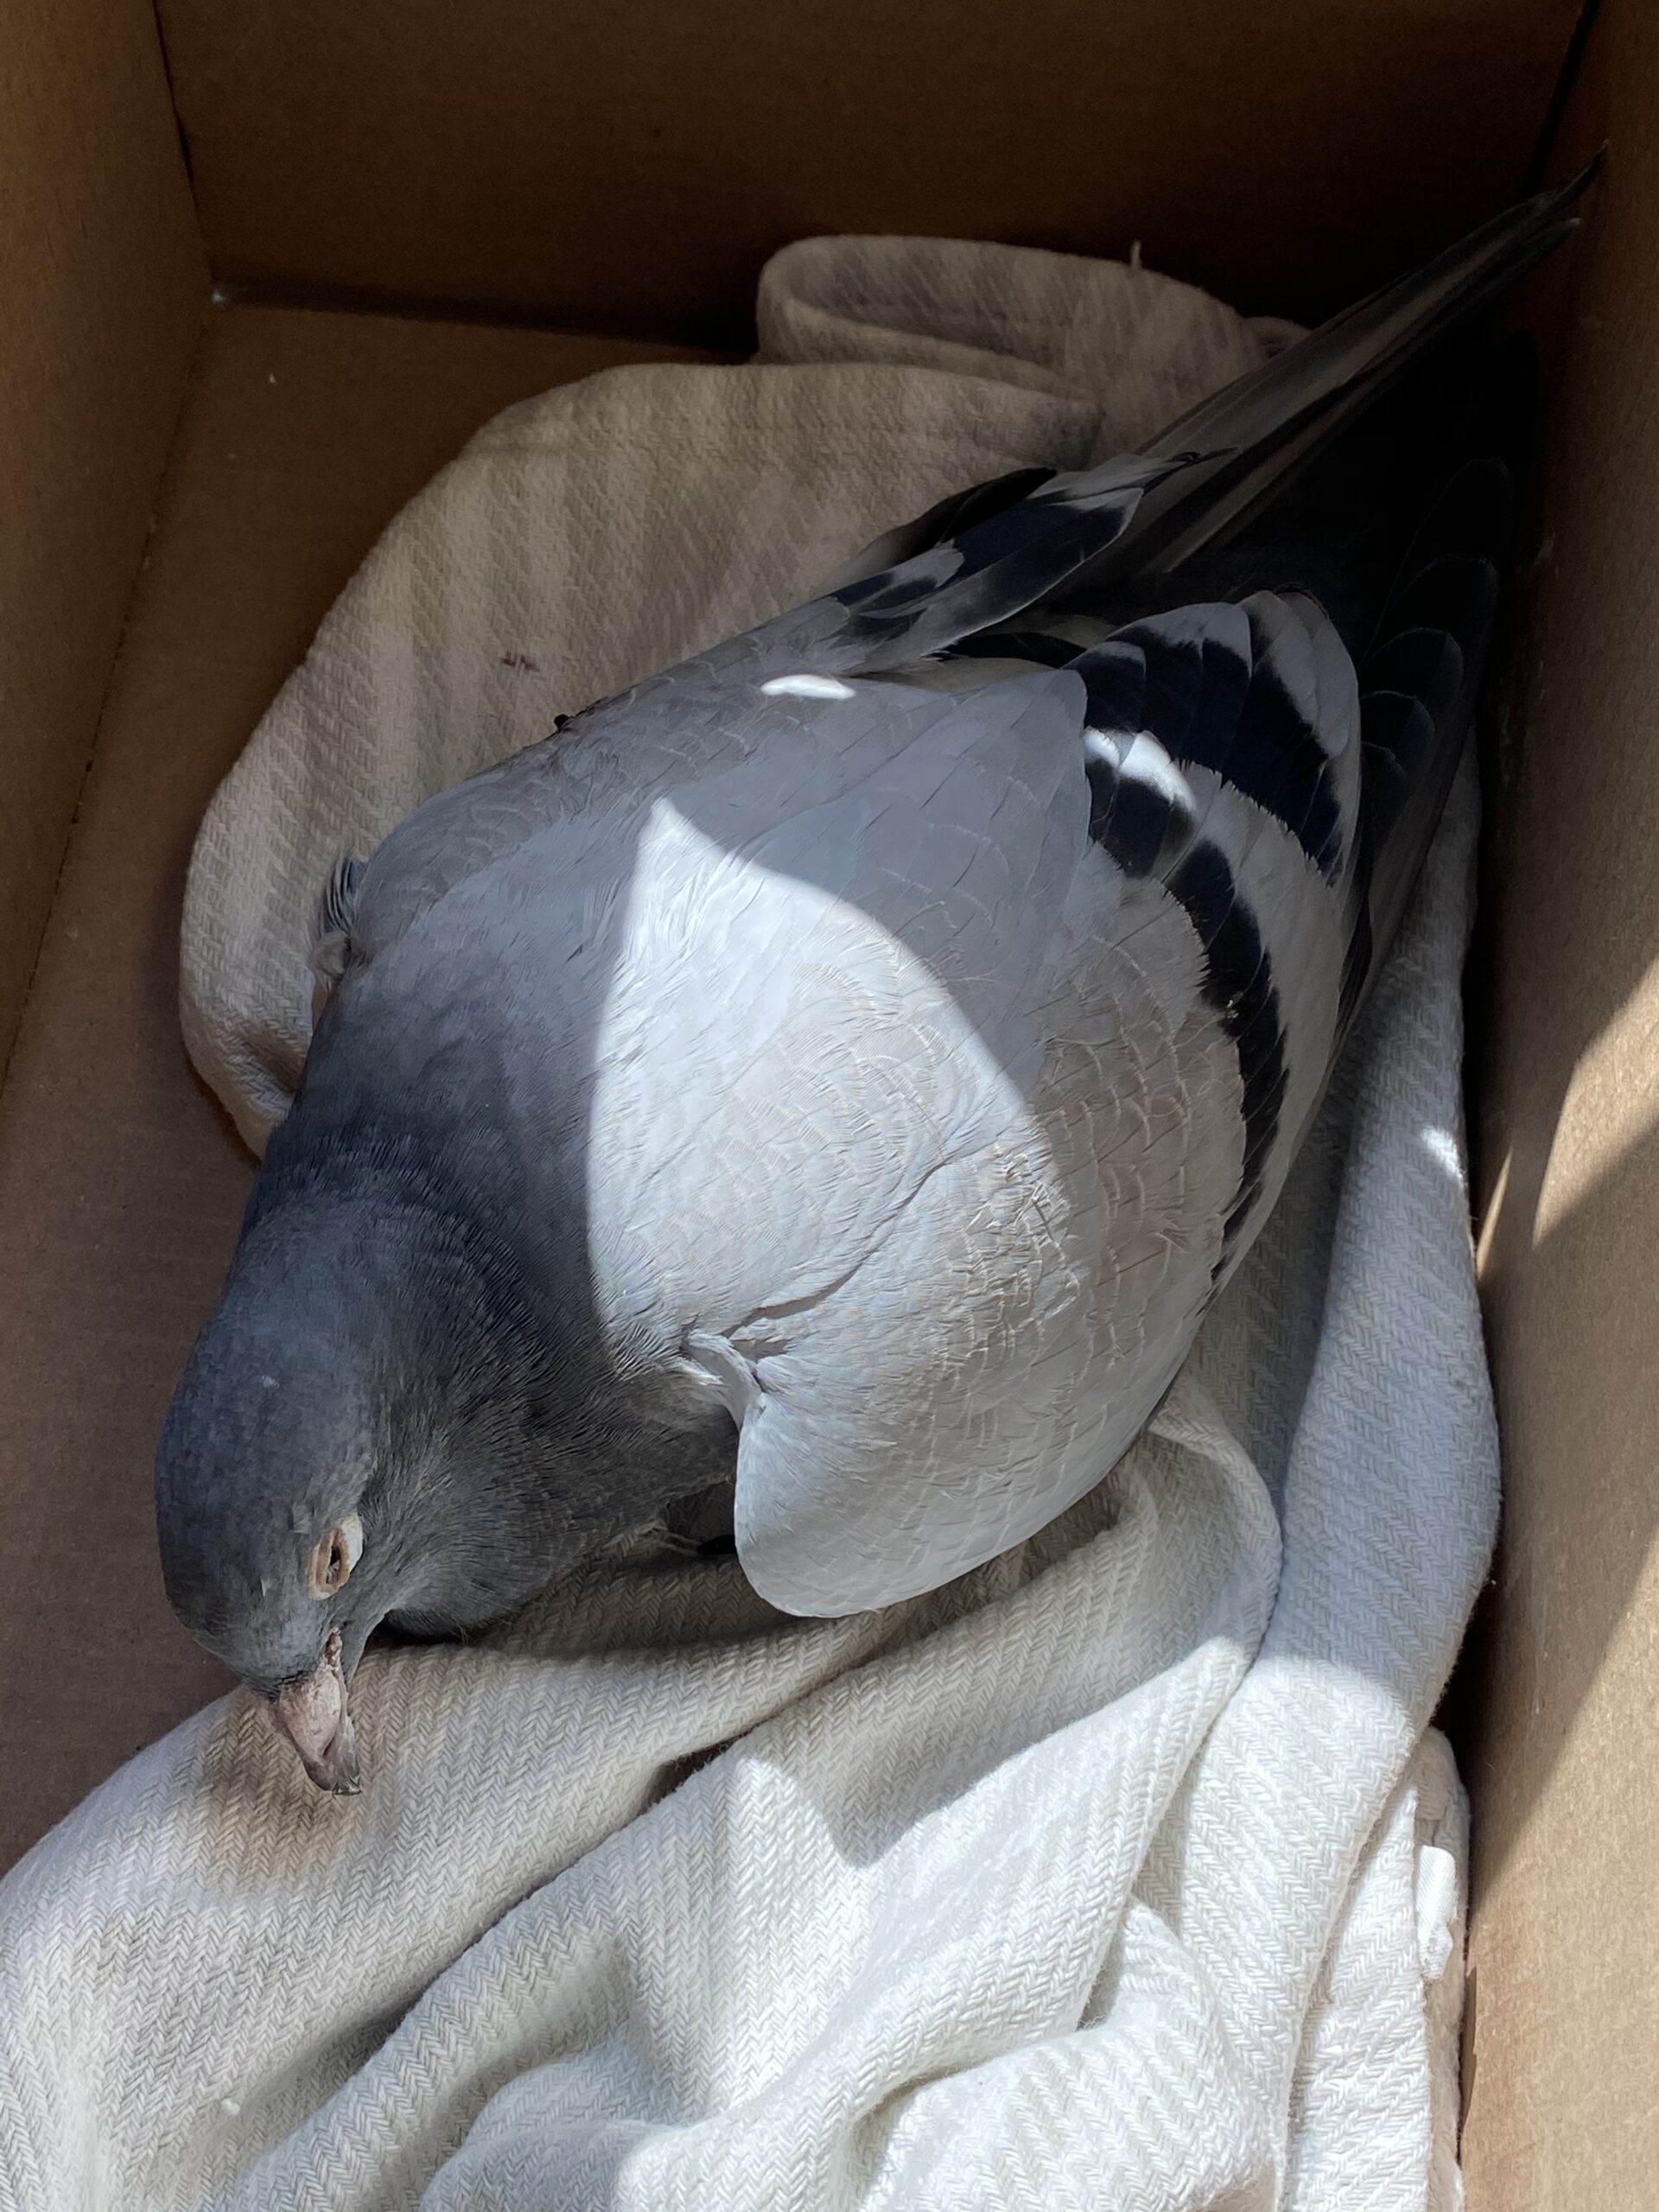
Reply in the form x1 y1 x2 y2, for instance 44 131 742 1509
156 1257 378 1789
154 1181 580 1792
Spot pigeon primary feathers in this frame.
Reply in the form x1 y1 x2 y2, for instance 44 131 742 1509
156 173 1592 1792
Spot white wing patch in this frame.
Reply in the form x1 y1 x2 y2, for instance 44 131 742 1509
1085 728 1198 813
760 673 858 700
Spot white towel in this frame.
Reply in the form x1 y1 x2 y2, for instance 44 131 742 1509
0 238 1492 2212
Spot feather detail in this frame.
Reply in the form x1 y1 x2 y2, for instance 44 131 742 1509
308 852 367 1027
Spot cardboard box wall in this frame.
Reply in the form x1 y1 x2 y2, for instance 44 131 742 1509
0 0 1649 2197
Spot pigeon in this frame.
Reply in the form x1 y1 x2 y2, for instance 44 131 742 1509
156 168 1593 1793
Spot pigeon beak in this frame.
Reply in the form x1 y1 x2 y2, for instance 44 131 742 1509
270 1628 361 1795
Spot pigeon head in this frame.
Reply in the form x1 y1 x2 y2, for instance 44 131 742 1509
155 1210 416 1793
154 1167 573 1795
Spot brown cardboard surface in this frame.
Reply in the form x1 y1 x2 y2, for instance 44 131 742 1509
0 303 713 1873
3 0 1655 2181
0 0 204 1077
154 0 1580 340
1459 1 1659 2199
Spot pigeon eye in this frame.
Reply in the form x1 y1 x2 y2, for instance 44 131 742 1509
307 1512 364 1599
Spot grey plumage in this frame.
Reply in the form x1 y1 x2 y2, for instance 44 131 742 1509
155 168 1593 1789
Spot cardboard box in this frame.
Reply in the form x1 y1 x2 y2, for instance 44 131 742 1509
0 0 1645 2196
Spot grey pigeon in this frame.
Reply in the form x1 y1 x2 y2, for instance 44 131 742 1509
156 171 1593 1792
